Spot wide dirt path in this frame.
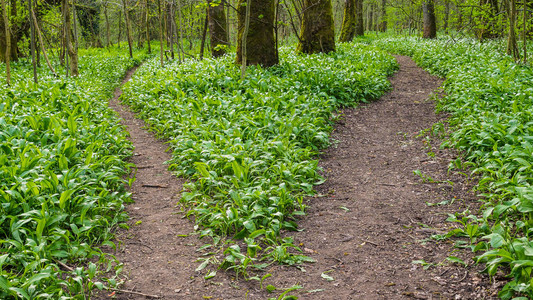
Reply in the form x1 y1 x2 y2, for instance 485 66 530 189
102 56 495 299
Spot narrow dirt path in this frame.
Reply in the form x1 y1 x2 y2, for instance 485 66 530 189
100 57 496 299
248 56 495 299
106 68 198 299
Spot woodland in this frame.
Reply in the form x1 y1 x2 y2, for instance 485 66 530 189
0 0 532 299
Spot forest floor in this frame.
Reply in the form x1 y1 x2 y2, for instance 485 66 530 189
99 56 503 299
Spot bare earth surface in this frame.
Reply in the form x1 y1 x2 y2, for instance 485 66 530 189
100 56 502 299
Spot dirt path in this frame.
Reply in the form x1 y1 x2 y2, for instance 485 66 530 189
101 57 496 299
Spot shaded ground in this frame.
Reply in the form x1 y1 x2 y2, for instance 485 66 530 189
101 56 501 299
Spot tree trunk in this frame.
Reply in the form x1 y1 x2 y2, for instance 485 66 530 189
422 0 436 38
355 0 364 35
207 0 229 57
0 0 18 62
200 11 208 59
506 0 520 60
122 0 133 58
104 2 111 47
31 8 57 76
63 0 79 76
1 0 10 84
235 0 278 66
443 0 449 34
146 0 151 53
157 0 164 66
297 0 336 54
379 0 387 32
339 0 356 42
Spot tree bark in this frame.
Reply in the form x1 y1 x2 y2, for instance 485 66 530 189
199 11 208 59
1 0 10 84
0 0 18 62
207 0 229 57
122 0 133 58
157 0 164 66
379 0 387 32
297 0 336 54
63 0 79 76
146 0 151 53
31 6 57 76
339 0 356 42
235 0 278 66
506 0 520 60
422 0 436 38
104 2 112 47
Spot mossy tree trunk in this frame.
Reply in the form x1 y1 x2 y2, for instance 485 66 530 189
297 0 336 53
235 0 278 67
339 0 356 42
207 0 229 58
422 0 436 38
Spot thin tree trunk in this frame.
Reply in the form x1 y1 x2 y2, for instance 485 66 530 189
72 0 78 50
157 0 164 66
506 0 520 60
176 0 185 60
146 0 151 53
199 12 208 59
443 0 449 34
118 10 123 46
29 0 38 83
123 0 133 58
522 0 527 63
63 0 78 76
1 0 10 85
105 2 111 47
355 0 364 35
169 1 175 59
31 7 58 76
240 0 251 79
379 0 387 32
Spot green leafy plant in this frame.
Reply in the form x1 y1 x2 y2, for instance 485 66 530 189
120 42 398 276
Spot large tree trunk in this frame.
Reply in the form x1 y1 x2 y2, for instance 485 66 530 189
235 0 278 67
422 0 436 38
297 0 336 54
0 0 18 62
63 0 79 76
207 0 229 57
339 0 356 42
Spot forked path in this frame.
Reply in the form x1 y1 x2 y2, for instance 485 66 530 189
103 57 493 299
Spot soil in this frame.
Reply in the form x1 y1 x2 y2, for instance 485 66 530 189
101 56 503 299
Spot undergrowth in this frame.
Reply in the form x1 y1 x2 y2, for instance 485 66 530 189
373 36 533 299
0 46 152 299
121 43 397 279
